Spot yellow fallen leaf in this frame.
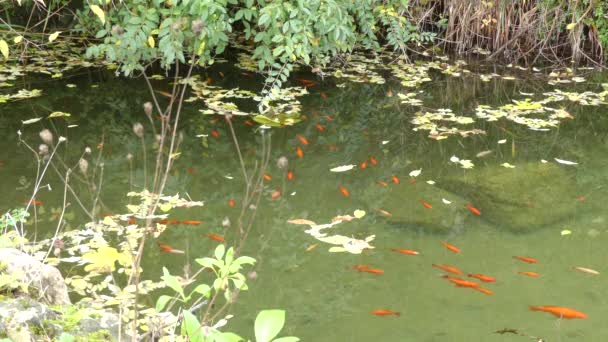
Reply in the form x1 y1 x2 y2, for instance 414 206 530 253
90 4 105 25
159 203 172 212
148 36 155 48
566 22 576 30
353 210 366 219
48 31 61 43
561 229 572 236
0 39 8 60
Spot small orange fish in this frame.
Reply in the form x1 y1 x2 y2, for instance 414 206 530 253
155 90 173 98
466 203 481 216
391 176 400 184
339 186 350 197
181 220 202 225
228 199 236 208
441 241 460 253
369 156 378 165
529 306 587 319
271 190 281 199
468 274 496 283
578 195 585 202
353 265 370 271
296 146 304 158
518 271 540 277
474 287 494 295
316 124 325 132
320 92 328 99
287 170 294 180
25 199 44 206
264 174 272 181
211 130 220 138
376 209 392 217
376 181 388 187
442 275 480 288
360 161 367 169
244 119 255 127
128 217 136 225
409 178 417 184
326 145 338 151
359 268 384 275
419 200 433 209
513 256 538 264
157 219 180 225
207 234 225 242
432 263 463 275
372 310 400 317
324 115 334 121
296 134 309 145
295 78 318 87
390 248 419 256
158 243 185 254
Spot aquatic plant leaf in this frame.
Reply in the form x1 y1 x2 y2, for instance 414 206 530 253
161 267 185 300
353 210 366 218
561 230 572 236
21 117 42 125
48 111 71 118
330 164 356 172
181 310 204 342
0 39 8 60
90 5 105 25
409 169 422 177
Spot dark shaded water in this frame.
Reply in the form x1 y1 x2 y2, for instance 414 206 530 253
2 57 608 341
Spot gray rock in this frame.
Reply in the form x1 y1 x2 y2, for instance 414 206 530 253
0 248 71 305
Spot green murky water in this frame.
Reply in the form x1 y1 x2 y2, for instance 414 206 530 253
2 58 608 341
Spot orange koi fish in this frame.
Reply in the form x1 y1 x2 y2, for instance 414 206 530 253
158 219 180 225
316 124 325 132
320 92 328 99
128 217 136 225
442 275 480 288
372 310 400 317
295 78 318 87
324 115 334 121
369 156 378 165
25 199 44 206
207 234 225 242
513 256 538 264
244 119 254 127
271 190 281 199
353 265 370 271
326 145 338 151
419 200 432 209
529 306 587 319
296 146 304 158
432 264 463 275
339 186 350 197
181 220 202 225
474 287 494 295
518 271 540 277
376 181 388 187
359 161 368 170
390 248 419 256
441 241 460 253
359 268 384 275
468 274 496 283
211 130 220 138
228 199 236 208
158 243 185 254
287 171 294 180
296 134 309 145
263 174 272 181
466 203 481 215
391 176 400 184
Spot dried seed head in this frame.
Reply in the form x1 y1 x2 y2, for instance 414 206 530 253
276 156 288 169
85 147 92 154
192 19 204 35
143 102 153 117
126 153 133 161
38 144 49 156
39 129 53 145
133 122 144 138
78 158 89 175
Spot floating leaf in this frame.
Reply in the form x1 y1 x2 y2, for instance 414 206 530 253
0 39 8 59
159 203 172 212
48 31 61 42
442 198 452 204
409 169 422 177
330 164 356 172
554 158 578 165
13 36 23 44
501 163 516 168
561 229 572 236
353 210 366 219
498 139 507 144
566 22 576 30
90 5 105 25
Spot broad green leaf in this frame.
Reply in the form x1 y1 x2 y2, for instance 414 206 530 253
0 39 8 59
234 256 256 265
214 244 225 260
254 310 285 342
216 332 244 342
90 5 105 25
48 31 61 43
195 257 218 269
181 310 203 342
191 284 211 298
161 267 185 299
155 294 172 311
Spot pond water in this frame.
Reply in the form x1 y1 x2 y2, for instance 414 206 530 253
2 55 608 341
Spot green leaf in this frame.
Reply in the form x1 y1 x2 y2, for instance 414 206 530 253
191 284 211 298
566 22 576 30
195 257 218 269
57 333 75 342
181 310 203 342
217 332 244 342
161 267 185 300
235 256 256 265
272 338 300 342
90 5 105 25
48 31 61 43
155 295 173 312
254 310 285 342
214 244 225 260
0 39 8 60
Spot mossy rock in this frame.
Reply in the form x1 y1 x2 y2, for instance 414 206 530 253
436 162 577 233
377 182 476 234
